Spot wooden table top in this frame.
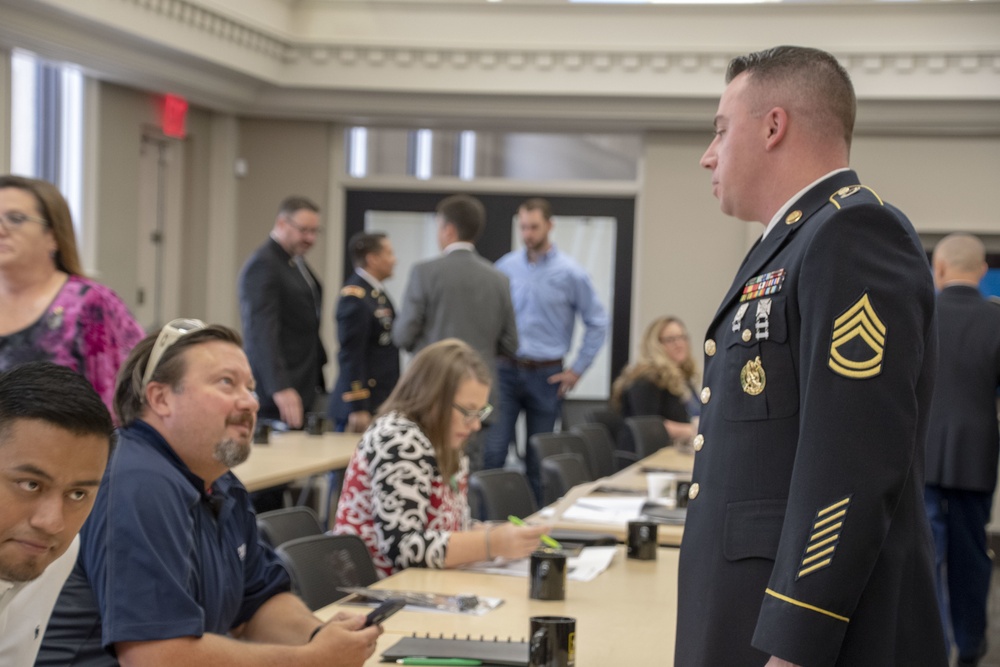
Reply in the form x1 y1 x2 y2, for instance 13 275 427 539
232 431 359 492
540 445 695 546
318 545 679 666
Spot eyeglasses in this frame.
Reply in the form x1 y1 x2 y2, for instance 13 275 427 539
0 211 49 232
141 318 207 390
453 403 493 425
283 215 322 237
659 334 689 345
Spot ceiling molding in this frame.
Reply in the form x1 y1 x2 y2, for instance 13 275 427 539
0 0 998 132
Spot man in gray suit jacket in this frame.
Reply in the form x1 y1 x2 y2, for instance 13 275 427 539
924 233 1000 667
392 194 518 469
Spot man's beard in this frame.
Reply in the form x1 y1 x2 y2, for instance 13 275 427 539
214 437 251 468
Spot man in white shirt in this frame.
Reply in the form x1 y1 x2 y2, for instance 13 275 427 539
0 362 112 666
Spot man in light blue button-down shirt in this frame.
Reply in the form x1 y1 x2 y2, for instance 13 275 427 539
485 198 608 502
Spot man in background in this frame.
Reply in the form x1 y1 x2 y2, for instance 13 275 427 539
0 362 112 666
924 233 1000 667
239 196 327 430
38 321 379 666
392 194 518 470
328 231 400 433
486 197 608 501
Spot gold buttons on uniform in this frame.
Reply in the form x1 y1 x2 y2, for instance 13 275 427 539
688 483 700 500
692 434 704 452
705 339 716 356
741 329 752 342
700 387 711 404
785 210 802 225
368 379 376 387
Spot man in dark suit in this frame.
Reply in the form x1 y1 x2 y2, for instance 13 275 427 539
392 194 518 470
328 231 400 433
675 46 947 667
238 196 327 430
924 233 1000 667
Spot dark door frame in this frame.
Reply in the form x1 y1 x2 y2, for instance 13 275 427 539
344 189 635 392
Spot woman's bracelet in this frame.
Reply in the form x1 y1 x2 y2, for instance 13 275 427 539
484 524 493 560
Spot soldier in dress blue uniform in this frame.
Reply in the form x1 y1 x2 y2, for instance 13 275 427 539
674 46 947 667
327 232 400 433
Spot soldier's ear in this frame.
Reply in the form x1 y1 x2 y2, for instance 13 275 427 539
763 107 788 150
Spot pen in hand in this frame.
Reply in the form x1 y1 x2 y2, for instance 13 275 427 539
507 515 562 550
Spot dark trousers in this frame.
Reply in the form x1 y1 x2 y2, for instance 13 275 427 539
483 363 562 503
924 485 994 663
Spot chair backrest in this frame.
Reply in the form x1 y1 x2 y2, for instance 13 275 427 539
623 415 671 459
583 408 625 449
256 506 323 548
541 453 591 506
570 423 617 479
560 399 609 431
276 534 379 610
528 432 594 479
469 469 538 521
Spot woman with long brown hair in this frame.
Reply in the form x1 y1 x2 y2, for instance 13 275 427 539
334 338 546 578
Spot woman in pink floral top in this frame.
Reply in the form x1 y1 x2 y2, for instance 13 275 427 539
334 339 547 578
0 176 144 417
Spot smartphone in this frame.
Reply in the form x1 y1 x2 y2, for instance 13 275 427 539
364 598 406 627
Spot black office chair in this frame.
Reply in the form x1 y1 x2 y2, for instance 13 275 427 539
623 415 672 459
541 453 592 506
560 399 609 431
528 432 594 479
276 534 378 610
570 423 617 479
256 506 324 548
469 469 537 521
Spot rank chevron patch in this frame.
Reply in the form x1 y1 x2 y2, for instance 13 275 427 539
828 293 886 379
797 496 851 580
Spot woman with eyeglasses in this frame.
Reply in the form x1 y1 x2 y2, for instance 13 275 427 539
0 175 144 416
611 315 701 444
333 338 548 578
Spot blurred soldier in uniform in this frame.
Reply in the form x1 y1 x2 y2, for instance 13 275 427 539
328 232 400 433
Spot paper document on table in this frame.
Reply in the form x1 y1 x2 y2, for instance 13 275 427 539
457 546 617 582
560 496 648 525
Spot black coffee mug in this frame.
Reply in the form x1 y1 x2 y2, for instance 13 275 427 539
529 616 576 667
253 422 271 445
627 520 658 560
306 413 326 436
529 550 567 601
676 480 692 508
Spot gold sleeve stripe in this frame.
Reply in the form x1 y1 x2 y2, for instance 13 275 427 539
805 534 839 553
833 294 886 334
813 509 847 529
829 294 886 379
817 497 850 517
801 546 836 566
810 521 843 541
798 495 852 580
765 589 849 623
798 559 834 577
341 389 371 401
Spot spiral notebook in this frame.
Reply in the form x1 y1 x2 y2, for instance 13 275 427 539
380 634 529 666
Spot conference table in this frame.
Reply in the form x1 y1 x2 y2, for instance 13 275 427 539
232 430 360 524
541 445 695 546
233 430 360 492
318 545 679 666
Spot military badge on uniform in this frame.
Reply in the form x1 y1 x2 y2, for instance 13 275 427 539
740 356 765 396
828 292 886 380
754 298 772 341
340 285 366 299
797 496 851 579
731 303 749 333
740 269 786 303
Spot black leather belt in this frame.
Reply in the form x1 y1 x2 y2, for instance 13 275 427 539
501 357 562 370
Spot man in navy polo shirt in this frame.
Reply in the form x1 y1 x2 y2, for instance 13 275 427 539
38 321 380 667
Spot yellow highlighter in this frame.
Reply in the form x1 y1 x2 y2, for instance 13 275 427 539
507 515 562 550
